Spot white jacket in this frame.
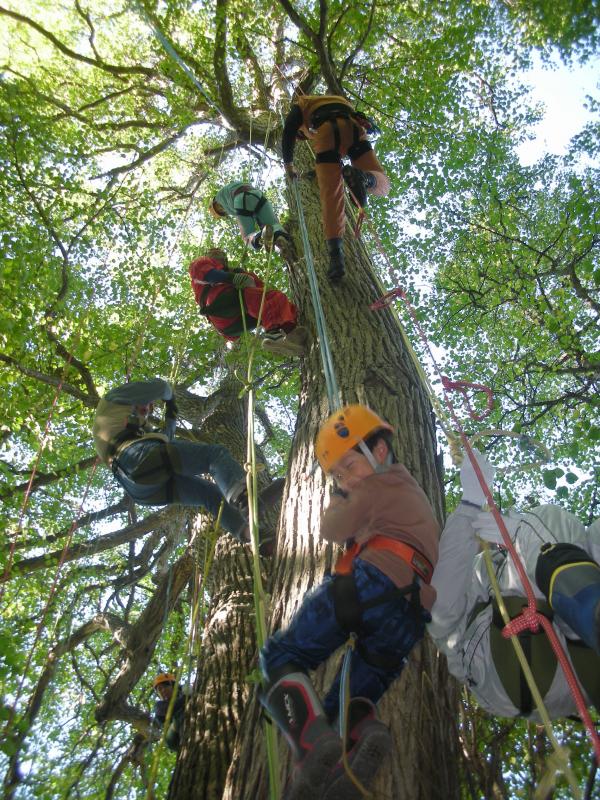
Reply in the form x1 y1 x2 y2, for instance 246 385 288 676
428 503 600 719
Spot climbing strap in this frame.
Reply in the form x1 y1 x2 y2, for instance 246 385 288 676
358 207 600 765
291 179 342 412
339 634 373 799
333 535 433 584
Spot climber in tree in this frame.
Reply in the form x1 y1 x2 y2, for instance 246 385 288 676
259 405 439 800
188 248 308 357
208 181 295 260
152 673 187 752
282 94 390 281
94 377 265 545
428 450 600 718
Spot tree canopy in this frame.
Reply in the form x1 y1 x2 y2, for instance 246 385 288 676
0 0 598 797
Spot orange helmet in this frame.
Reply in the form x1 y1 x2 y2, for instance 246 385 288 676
208 198 226 219
153 673 176 690
315 405 393 473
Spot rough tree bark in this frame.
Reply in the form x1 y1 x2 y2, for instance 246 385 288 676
168 372 279 799
219 143 461 798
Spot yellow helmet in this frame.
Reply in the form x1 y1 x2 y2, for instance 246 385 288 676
208 198 226 218
315 404 394 473
153 672 176 690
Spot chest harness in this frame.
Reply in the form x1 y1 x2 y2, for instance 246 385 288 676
329 447 433 670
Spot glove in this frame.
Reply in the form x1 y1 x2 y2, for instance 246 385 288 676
165 398 178 420
284 162 298 181
459 448 495 506
473 510 521 545
232 272 255 290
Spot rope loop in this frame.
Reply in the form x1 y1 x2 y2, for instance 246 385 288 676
502 605 542 638
441 376 494 421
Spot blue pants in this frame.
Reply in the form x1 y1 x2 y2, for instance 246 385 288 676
260 559 429 720
113 439 247 538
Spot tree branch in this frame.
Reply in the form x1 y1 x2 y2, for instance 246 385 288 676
0 6 155 77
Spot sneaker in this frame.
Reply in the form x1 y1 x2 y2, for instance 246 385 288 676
261 326 308 358
342 165 370 208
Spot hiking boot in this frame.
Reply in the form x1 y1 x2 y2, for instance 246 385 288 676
261 671 343 800
323 698 392 800
342 165 374 208
326 238 345 282
261 326 308 358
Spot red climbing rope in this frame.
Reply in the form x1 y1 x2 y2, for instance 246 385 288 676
365 243 600 762
0 353 75 606
3 458 99 738
440 376 494 422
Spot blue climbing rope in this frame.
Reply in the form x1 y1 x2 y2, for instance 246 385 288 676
291 180 342 412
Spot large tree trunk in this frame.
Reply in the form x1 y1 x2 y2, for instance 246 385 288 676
168 372 278 799
225 145 461 798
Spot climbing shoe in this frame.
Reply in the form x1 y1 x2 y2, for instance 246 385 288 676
326 238 345 282
342 165 374 208
261 326 308 358
261 671 342 800
323 698 392 800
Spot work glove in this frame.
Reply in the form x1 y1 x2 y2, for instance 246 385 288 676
473 510 521 546
459 448 495 506
284 162 298 181
232 272 255 290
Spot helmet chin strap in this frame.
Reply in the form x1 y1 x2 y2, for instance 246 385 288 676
357 440 392 473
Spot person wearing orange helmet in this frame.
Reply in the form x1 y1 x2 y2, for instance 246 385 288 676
259 405 440 800
152 673 186 752
208 181 294 259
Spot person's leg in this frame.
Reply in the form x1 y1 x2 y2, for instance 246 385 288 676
232 192 260 244
347 135 390 198
536 543 600 654
170 475 247 540
260 577 345 799
165 440 246 504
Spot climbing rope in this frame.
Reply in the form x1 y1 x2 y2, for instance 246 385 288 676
368 278 600 764
0 346 80 606
481 543 582 799
146 506 224 799
237 246 281 800
2 458 100 741
339 634 373 798
291 179 342 412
